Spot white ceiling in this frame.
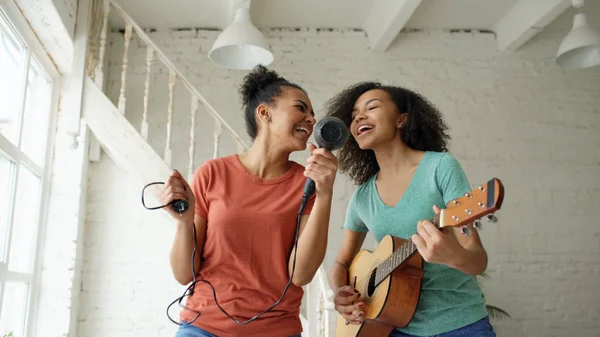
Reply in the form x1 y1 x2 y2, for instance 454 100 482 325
113 0 525 30
111 0 600 51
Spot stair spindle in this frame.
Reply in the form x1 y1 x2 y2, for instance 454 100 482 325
318 293 325 336
164 70 176 166
188 98 198 182
213 119 222 159
141 45 154 140
117 23 132 115
94 0 110 87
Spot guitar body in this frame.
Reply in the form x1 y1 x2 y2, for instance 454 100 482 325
335 235 424 337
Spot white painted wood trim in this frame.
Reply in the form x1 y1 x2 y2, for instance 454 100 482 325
25 78 60 337
109 0 250 151
304 265 336 337
0 135 43 175
213 120 223 159
117 23 133 115
141 45 154 141
67 125 91 337
316 265 335 309
0 143 21 291
188 98 199 182
55 0 92 146
0 270 34 284
88 133 102 162
494 0 570 52
164 70 176 166
94 0 110 87
0 0 58 78
3 0 73 73
363 0 422 51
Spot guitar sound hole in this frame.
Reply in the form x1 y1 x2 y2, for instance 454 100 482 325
367 268 377 297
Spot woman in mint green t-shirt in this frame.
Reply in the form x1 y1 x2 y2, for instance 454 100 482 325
326 82 496 337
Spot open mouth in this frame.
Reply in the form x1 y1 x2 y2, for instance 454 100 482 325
294 125 311 138
357 124 374 137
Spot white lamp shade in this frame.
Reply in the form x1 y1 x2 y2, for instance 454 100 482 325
556 13 600 69
208 7 273 70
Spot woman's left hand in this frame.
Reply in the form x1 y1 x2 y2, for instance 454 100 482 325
411 205 466 266
304 142 338 197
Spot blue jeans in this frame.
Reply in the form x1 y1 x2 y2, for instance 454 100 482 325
175 322 301 337
389 317 496 337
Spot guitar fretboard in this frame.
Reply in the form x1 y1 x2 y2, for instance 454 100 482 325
374 213 440 287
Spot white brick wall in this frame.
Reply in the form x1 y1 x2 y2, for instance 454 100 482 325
78 16 600 337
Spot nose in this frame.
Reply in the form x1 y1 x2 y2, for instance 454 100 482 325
353 111 366 123
306 115 316 126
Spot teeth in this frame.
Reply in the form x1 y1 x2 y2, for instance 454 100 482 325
358 125 374 133
295 126 309 133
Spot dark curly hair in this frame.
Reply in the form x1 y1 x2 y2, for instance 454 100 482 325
326 82 450 186
239 65 305 140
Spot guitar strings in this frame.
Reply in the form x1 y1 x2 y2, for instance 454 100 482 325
350 214 441 292
351 238 417 292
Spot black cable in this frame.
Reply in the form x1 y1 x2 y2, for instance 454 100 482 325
142 182 310 326
141 182 189 214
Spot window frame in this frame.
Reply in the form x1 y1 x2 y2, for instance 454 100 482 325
0 0 61 336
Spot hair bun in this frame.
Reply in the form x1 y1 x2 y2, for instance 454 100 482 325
240 65 284 107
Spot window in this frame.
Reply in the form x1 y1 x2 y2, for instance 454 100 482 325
0 5 57 337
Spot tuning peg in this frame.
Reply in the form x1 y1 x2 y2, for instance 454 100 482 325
473 219 482 231
460 226 471 236
486 214 497 223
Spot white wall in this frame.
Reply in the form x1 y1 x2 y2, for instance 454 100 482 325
78 13 600 337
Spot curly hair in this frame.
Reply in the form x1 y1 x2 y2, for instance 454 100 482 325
239 65 305 140
325 82 450 186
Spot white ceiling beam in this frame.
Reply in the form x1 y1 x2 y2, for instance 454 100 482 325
494 0 571 52
363 0 422 52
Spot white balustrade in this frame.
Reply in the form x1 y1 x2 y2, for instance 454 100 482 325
91 0 250 176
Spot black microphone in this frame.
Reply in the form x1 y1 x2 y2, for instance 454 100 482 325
303 116 349 197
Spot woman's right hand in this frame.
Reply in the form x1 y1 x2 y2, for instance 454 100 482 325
333 285 364 325
159 169 195 224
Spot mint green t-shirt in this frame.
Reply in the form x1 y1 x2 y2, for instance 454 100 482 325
344 151 488 336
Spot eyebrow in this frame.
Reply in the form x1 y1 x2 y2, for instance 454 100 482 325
295 100 308 109
364 98 383 106
352 98 384 114
295 99 315 116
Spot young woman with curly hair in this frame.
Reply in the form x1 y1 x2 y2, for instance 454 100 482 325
159 65 339 337
327 82 496 337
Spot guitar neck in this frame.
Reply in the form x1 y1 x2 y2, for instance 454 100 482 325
374 213 440 287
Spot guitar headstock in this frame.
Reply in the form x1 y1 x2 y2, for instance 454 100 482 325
439 178 504 234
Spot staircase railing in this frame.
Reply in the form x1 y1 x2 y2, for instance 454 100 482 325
88 0 249 181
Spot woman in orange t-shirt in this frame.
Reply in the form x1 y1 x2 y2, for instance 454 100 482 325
159 65 339 337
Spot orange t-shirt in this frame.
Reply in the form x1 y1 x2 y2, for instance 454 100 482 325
180 154 316 336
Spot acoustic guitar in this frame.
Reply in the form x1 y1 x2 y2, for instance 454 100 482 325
335 178 504 337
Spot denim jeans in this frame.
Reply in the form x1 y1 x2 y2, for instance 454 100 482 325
175 322 302 337
389 317 496 337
